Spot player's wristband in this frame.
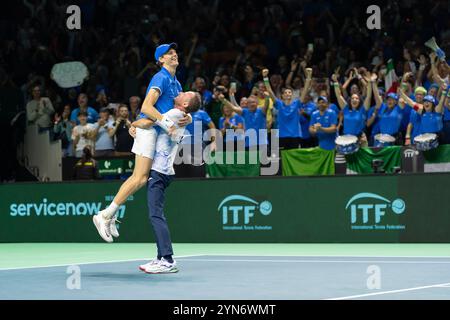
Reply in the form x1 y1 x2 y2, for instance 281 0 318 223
156 115 175 132
412 103 421 112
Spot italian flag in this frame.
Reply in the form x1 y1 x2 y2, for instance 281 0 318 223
345 147 402 174
385 59 399 94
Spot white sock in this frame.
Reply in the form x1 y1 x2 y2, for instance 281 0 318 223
102 202 119 219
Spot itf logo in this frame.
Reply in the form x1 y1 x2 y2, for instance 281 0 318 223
345 193 406 230
403 149 419 158
218 195 272 231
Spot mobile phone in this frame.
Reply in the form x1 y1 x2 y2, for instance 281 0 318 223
307 43 314 52
230 82 237 91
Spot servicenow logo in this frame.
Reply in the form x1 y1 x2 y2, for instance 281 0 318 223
345 193 406 230
218 195 272 231
10 198 125 218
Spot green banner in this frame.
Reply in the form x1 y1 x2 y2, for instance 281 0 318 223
423 145 450 173
346 146 402 174
423 144 450 163
2 173 450 243
281 147 335 176
206 151 260 177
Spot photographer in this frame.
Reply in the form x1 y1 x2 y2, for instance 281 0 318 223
111 104 134 156
93 108 115 157
53 105 74 157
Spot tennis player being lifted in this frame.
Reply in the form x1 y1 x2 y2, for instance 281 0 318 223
93 43 194 242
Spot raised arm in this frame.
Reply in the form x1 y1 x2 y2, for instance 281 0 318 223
136 62 153 79
219 94 243 115
184 34 198 68
372 76 383 109
399 87 422 114
415 55 427 87
363 73 375 111
286 59 299 88
342 69 355 92
331 73 346 109
262 69 277 103
299 67 313 104
261 91 269 115
429 52 446 87
229 83 239 107
436 84 448 114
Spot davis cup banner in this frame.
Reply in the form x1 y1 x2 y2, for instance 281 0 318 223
1 174 450 242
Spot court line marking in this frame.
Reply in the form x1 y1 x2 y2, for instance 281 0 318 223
176 258 450 264
0 254 204 271
3 255 450 271
326 282 450 300
189 253 450 258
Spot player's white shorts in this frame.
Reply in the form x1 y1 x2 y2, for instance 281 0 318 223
131 127 158 159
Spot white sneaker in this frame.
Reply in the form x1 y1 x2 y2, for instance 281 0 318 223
109 217 120 238
92 214 113 243
143 257 178 274
138 258 160 271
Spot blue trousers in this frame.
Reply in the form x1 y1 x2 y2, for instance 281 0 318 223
147 170 174 258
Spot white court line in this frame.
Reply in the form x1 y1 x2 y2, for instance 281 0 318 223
326 282 450 300
176 258 450 264
0 254 203 271
194 253 450 258
3 255 450 271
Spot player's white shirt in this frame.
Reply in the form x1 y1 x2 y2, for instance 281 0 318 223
152 108 187 176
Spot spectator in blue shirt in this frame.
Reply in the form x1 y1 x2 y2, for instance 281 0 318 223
70 93 99 125
405 86 426 145
443 89 450 144
299 100 318 148
219 99 245 149
371 76 408 144
400 90 446 143
405 110 422 145
365 86 384 146
263 68 312 150
223 94 268 149
309 100 338 151
332 72 371 147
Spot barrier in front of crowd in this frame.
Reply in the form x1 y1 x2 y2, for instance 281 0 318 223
24 124 62 181
1 173 449 243
61 145 450 179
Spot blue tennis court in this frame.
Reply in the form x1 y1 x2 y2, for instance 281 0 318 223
1 244 450 300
